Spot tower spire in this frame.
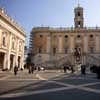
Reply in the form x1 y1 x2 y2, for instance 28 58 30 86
78 0 80 7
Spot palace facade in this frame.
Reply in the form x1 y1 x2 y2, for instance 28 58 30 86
30 5 100 68
0 8 26 70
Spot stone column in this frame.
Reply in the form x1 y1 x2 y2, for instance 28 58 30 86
58 35 63 53
0 29 2 47
70 35 74 52
3 52 10 70
83 35 88 64
70 35 74 65
20 42 25 69
15 38 19 66
96 35 99 52
13 55 16 68
7 32 12 69
83 35 88 53
46 35 51 53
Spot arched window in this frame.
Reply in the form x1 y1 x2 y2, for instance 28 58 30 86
78 12 80 16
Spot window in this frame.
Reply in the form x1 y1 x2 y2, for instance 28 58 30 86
3 37 6 46
39 47 42 53
65 35 68 38
89 47 94 53
90 35 93 38
2 32 7 47
40 35 43 38
12 41 14 49
78 12 80 16
89 34 94 41
53 48 56 55
12 37 15 50
78 21 81 27
65 48 68 54
77 35 81 38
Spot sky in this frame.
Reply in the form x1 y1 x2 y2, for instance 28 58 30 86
0 0 100 47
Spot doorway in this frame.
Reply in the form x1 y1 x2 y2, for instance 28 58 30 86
10 54 14 70
0 52 5 70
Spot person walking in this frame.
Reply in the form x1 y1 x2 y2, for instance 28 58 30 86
96 66 100 79
28 64 31 74
63 64 67 73
14 65 18 75
81 65 86 75
71 65 74 73
31 63 35 74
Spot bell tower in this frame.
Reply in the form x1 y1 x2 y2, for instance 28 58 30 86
74 2 84 28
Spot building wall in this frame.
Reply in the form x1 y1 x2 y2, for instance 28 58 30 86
31 28 100 66
0 9 26 70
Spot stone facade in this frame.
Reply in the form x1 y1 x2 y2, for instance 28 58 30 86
0 8 26 70
30 6 100 68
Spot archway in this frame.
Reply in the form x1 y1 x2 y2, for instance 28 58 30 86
0 52 5 70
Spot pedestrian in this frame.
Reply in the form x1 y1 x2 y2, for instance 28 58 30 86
14 65 18 75
31 63 35 74
71 65 74 73
28 64 31 74
96 66 100 79
81 65 86 75
63 65 67 73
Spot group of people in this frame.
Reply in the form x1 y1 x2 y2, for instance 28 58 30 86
63 64 74 73
90 65 100 79
28 63 35 74
28 64 45 74
63 64 100 79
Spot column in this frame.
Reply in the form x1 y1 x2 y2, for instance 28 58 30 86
15 38 19 66
96 35 100 52
3 52 10 70
83 35 88 53
46 35 51 53
70 35 74 52
58 35 63 53
0 29 2 47
13 55 16 68
70 35 74 65
20 42 25 69
7 32 12 69
83 35 88 64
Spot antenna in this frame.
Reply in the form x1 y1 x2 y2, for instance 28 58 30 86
78 0 80 7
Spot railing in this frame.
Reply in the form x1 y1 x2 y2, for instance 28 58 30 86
33 26 100 32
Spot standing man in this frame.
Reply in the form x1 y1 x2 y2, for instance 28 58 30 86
14 65 18 75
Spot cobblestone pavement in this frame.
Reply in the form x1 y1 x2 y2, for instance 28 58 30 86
0 69 100 100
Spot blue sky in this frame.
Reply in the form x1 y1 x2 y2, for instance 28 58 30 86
0 0 100 46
